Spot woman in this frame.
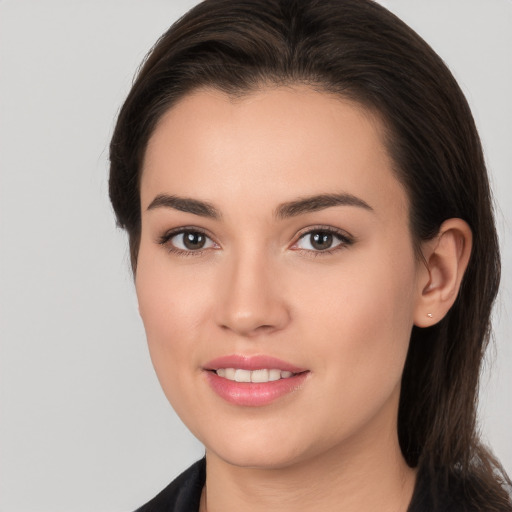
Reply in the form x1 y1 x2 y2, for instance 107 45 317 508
109 0 512 510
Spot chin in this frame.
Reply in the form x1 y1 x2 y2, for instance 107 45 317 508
211 446 304 470
201 424 319 471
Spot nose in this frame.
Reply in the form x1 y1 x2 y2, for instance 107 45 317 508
214 251 291 337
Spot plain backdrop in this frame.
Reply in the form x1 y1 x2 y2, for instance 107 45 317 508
0 1 511 511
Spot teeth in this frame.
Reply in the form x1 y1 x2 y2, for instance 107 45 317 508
251 369 269 383
234 369 251 382
269 369 281 381
215 368 296 383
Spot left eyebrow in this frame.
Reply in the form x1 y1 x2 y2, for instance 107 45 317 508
275 193 373 219
146 194 221 219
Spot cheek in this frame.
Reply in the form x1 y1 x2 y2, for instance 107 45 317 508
134 251 212 390
136 247 211 335
293 245 417 394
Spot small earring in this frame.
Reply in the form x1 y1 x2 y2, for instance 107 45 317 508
427 313 433 318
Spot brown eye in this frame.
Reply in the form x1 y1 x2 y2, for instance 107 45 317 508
310 232 334 250
182 232 206 250
294 229 351 253
167 230 216 252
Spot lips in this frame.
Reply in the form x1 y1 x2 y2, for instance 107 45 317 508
204 354 306 373
203 355 309 407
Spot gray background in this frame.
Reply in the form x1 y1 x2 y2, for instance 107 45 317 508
0 1 510 511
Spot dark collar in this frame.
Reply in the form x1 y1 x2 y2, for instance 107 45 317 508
134 458 205 512
135 458 472 512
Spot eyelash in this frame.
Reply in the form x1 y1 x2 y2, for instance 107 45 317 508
157 226 354 257
291 225 354 257
158 227 217 257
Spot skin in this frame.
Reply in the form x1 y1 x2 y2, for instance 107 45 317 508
136 86 472 511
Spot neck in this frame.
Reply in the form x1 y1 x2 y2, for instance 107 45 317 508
201 420 416 512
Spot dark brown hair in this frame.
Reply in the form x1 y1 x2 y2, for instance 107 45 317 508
109 0 511 508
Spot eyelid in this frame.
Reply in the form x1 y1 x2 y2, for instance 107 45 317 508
290 225 355 253
156 224 354 256
157 226 220 255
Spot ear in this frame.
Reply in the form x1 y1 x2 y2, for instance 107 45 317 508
414 218 472 327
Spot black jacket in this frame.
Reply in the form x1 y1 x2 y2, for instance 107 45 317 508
135 459 205 512
134 458 498 512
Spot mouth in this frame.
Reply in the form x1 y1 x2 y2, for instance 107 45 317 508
203 355 309 407
214 368 296 382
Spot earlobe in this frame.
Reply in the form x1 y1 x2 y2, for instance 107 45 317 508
414 218 472 327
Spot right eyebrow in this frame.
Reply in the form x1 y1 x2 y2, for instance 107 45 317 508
146 194 221 219
274 193 373 219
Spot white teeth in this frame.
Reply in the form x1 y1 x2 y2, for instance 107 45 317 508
225 368 236 380
234 369 251 382
251 369 269 383
215 368 296 382
269 369 281 381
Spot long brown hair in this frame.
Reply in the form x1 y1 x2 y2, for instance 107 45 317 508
109 0 511 508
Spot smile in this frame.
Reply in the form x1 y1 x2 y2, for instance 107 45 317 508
215 368 294 382
204 355 309 407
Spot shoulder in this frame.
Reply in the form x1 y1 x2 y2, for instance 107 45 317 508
133 458 206 512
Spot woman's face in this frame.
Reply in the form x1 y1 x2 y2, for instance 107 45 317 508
136 87 425 469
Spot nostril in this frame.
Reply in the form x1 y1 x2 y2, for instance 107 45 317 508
214 282 291 336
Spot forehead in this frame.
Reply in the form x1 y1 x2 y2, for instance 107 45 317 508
141 86 408 219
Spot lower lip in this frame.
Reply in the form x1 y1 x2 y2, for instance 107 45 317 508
204 371 309 407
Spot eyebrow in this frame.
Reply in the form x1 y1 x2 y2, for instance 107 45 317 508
147 194 221 219
146 192 373 220
274 193 373 219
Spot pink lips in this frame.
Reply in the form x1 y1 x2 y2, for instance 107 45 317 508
203 355 309 407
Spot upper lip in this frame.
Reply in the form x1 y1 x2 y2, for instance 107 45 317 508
204 354 307 373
